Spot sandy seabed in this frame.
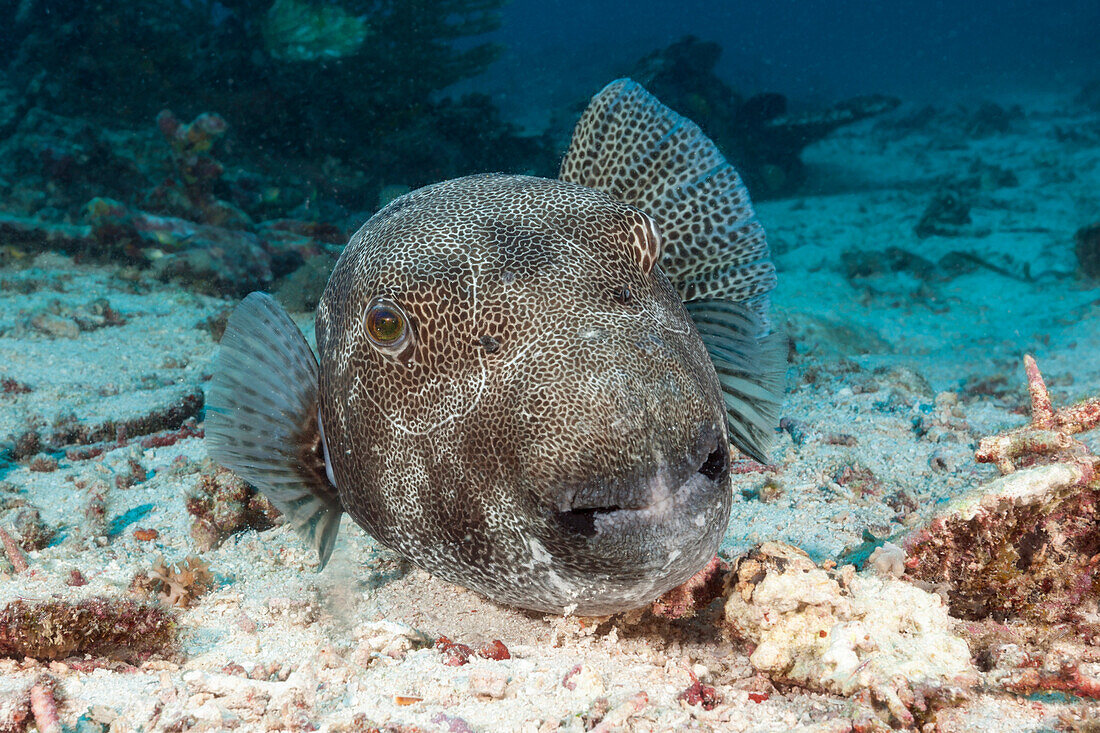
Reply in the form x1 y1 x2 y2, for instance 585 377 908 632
1 91 1099 731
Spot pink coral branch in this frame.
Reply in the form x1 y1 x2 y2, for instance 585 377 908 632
0 526 28 573
975 355 1100 474
1024 354 1054 428
29 676 61 733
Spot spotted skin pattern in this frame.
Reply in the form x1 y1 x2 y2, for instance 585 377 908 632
316 174 732 614
208 79 781 615
561 78 776 333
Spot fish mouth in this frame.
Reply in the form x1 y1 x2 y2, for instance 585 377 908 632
554 427 729 539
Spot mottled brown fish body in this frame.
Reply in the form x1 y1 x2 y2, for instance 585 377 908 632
316 175 731 613
205 79 784 615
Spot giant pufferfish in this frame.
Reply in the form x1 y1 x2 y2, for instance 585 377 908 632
206 78 784 615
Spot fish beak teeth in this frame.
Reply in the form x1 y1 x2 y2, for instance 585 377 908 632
555 427 728 538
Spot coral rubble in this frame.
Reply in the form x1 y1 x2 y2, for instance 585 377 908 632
186 463 281 551
721 542 977 728
0 598 175 660
903 356 1100 623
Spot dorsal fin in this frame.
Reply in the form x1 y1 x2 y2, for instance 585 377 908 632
560 78 776 335
684 299 785 462
562 79 785 461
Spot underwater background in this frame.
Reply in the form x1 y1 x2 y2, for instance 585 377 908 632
1 0 1100 730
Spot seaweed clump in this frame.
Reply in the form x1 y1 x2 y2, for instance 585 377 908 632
0 598 175 661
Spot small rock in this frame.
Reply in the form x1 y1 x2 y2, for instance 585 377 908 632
1074 222 1100 279
30 312 80 339
915 189 971 239
478 639 510 660
563 664 604 695
468 668 508 699
867 542 906 578
354 620 431 660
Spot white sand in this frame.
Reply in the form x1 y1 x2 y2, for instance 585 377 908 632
1 92 1098 730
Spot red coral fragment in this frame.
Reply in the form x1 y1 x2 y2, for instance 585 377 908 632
650 555 729 618
678 668 721 710
1003 664 1100 699
65 445 106 461
478 639 510 660
435 636 473 666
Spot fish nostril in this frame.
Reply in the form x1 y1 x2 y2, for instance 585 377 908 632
556 506 622 538
697 446 728 482
612 285 632 304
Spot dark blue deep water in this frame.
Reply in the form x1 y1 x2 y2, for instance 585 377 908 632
491 0 1100 101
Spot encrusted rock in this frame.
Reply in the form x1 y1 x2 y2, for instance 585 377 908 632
902 462 1099 623
722 541 977 728
0 598 175 660
186 463 281 551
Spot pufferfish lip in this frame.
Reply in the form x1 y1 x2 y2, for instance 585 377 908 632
554 425 729 538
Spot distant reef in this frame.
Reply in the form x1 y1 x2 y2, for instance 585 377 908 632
0 12 902 301
0 0 555 203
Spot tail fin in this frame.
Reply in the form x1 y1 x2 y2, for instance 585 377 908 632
560 78 776 335
205 292 343 567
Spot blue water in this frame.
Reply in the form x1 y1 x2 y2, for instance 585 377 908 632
474 0 1100 113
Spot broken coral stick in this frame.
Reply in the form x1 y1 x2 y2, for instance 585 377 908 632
975 354 1100 473
29 676 61 733
0 526 28 573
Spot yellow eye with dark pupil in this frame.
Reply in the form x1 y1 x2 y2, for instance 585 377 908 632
367 306 404 344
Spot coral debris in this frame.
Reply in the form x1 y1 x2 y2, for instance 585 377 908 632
721 542 977 728
131 555 215 608
28 676 60 733
0 598 175 661
905 355 1100 622
0 525 28 572
186 464 281 552
976 354 1100 474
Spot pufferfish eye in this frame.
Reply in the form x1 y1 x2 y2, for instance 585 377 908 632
365 298 412 355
